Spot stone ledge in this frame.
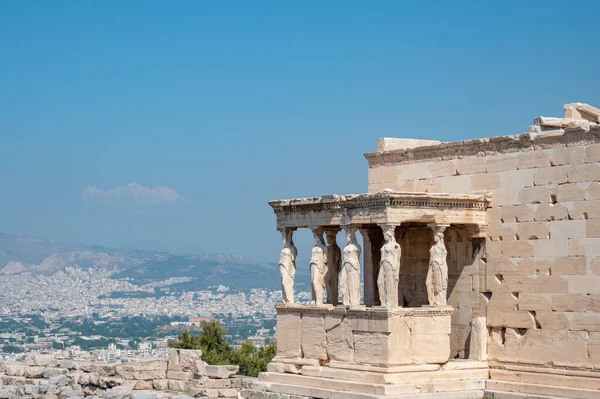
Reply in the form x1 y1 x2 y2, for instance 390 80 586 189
275 304 454 317
364 125 600 168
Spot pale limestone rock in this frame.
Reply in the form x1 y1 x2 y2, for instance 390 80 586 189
178 349 203 376
282 364 301 374
551 146 585 166
551 183 586 202
516 221 549 240
426 225 448 306
568 200 600 220
468 317 487 361
378 225 401 307
24 355 59 368
517 150 550 169
203 365 239 379
166 371 192 381
300 314 327 360
133 380 153 390
534 203 569 221
115 369 167 380
276 313 301 358
377 137 441 152
3 363 25 377
472 173 500 191
428 160 456 178
339 226 361 306
568 163 600 183
550 220 586 239
167 348 180 371
167 380 191 391
48 375 69 387
325 316 353 362
517 185 551 204
324 229 341 305
411 332 451 364
565 102 600 122
152 379 169 390
588 219 600 237
456 157 487 175
353 331 388 365
23 367 45 379
534 165 569 186
586 143 600 162
43 367 68 378
535 116 598 129
309 228 327 306
278 228 297 304
266 362 284 373
502 205 534 222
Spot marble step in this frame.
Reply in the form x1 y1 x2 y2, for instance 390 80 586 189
260 372 486 396
299 365 489 385
490 368 600 391
486 380 600 399
262 383 485 399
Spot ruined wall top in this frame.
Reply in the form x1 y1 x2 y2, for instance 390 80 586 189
366 103 600 168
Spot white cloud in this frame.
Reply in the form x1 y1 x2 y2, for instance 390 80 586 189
83 183 186 206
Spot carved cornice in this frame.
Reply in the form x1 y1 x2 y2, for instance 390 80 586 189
269 189 490 215
364 125 600 168
275 304 454 317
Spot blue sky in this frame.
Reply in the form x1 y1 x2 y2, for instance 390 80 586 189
1 1 599 262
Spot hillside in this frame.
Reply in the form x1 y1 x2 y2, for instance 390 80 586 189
0 232 307 292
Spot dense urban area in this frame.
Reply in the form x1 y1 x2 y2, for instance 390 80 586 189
0 234 312 363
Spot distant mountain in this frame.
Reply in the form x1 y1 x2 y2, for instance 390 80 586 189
0 232 76 267
0 233 155 275
0 232 305 292
111 254 286 291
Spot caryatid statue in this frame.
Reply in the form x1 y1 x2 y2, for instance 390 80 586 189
427 224 449 306
309 228 328 305
378 224 401 307
325 229 341 305
340 225 361 306
278 228 297 304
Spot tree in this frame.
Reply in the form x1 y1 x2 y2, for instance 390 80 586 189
2 345 24 353
169 321 276 377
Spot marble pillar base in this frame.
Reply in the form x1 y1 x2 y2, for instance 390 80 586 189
275 304 454 367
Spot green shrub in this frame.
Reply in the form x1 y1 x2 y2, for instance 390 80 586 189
168 321 275 377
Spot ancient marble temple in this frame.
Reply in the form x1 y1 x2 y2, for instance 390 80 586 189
241 103 600 399
268 191 489 367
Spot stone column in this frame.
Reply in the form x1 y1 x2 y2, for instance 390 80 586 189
469 316 487 361
309 227 328 306
426 224 450 306
278 227 297 304
377 224 401 307
340 225 361 306
325 228 341 305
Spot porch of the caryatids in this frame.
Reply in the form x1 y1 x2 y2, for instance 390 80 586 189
377 224 401 307
325 228 341 305
426 223 449 306
339 225 361 306
278 227 297 304
309 227 328 305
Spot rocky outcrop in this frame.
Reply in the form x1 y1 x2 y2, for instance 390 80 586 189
0 351 250 398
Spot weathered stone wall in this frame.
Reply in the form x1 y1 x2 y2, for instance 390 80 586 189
397 226 480 359
0 352 250 398
366 125 600 369
274 305 452 366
